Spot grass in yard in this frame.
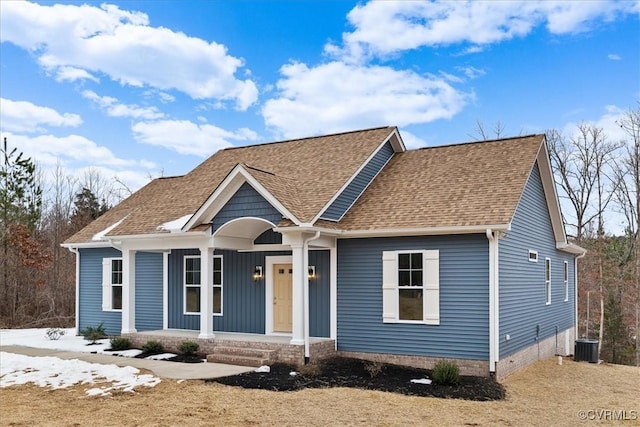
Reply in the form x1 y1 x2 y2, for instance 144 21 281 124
1 358 638 426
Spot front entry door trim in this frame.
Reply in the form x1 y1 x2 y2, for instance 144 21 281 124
265 255 293 335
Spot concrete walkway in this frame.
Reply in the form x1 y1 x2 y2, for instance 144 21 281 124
0 345 254 380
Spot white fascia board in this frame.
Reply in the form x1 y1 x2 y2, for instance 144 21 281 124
183 164 301 232
536 141 569 246
557 242 587 255
61 241 113 249
339 224 511 239
312 128 403 224
108 232 212 251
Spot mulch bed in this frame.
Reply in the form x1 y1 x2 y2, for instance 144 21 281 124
101 348 205 363
208 357 505 401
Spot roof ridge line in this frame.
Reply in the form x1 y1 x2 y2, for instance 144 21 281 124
221 126 394 152
410 133 544 152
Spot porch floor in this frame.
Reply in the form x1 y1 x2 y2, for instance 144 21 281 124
134 329 332 344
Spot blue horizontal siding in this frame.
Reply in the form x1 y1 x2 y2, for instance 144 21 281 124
337 234 489 360
167 248 333 336
78 247 122 336
321 141 394 221
499 163 576 358
211 183 283 233
135 252 163 332
309 250 330 337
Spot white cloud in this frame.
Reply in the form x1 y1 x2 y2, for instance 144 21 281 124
0 1 258 110
262 61 469 138
3 131 136 168
82 90 164 120
455 66 487 80
0 98 82 133
608 53 622 60
327 1 639 62
132 119 259 157
562 104 631 146
55 66 99 83
398 130 428 149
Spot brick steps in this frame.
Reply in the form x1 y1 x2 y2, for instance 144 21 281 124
207 346 276 367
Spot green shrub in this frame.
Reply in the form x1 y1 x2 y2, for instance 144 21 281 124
142 340 164 354
109 337 132 351
432 360 460 385
178 340 199 356
80 322 107 344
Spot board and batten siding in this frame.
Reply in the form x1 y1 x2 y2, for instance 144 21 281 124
78 247 122 335
167 248 330 337
321 141 394 221
337 234 490 360
134 251 163 331
499 162 575 358
211 182 283 233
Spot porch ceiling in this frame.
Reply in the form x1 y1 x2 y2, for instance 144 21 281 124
214 217 274 240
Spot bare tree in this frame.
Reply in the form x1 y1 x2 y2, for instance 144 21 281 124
614 106 640 366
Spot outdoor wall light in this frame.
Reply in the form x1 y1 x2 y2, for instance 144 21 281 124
253 266 263 281
308 265 316 279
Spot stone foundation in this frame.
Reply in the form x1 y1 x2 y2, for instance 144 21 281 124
496 326 575 380
123 332 336 366
337 350 490 377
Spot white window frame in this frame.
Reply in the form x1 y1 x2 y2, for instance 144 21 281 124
183 255 224 315
382 249 440 325
563 261 569 302
102 257 123 312
528 250 538 262
184 255 201 315
545 257 551 305
213 255 223 316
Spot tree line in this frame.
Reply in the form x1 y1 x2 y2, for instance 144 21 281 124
2 107 639 366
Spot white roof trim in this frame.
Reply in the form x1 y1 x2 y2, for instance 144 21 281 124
536 139 568 245
273 223 511 238
182 164 301 232
313 128 403 223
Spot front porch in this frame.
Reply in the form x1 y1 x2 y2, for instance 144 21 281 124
123 330 336 366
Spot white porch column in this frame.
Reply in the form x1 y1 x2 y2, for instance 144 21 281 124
199 246 215 339
290 241 305 345
121 248 137 334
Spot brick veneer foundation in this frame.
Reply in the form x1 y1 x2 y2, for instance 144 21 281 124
496 326 575 380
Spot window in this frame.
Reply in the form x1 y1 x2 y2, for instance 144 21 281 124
213 256 223 315
564 261 569 302
184 255 223 315
382 250 440 325
545 258 551 305
102 257 122 311
184 256 201 314
528 250 538 262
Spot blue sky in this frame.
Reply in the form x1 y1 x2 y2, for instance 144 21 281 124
0 0 638 199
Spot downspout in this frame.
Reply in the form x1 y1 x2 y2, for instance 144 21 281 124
303 231 321 363
67 247 80 335
575 251 586 341
486 229 499 376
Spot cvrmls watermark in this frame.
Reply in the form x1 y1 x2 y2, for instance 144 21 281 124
577 409 638 421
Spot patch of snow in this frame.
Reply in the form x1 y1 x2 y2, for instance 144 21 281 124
157 214 192 233
289 371 297 376
145 353 177 360
410 378 432 385
92 215 128 241
1 328 110 353
0 352 160 396
254 365 270 373
108 349 143 358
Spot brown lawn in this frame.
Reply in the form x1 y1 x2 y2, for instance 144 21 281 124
1 358 638 426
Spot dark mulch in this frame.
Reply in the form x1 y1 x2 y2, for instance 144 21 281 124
208 357 505 401
101 348 205 363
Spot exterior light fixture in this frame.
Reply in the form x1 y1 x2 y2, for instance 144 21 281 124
253 266 263 281
308 265 316 279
